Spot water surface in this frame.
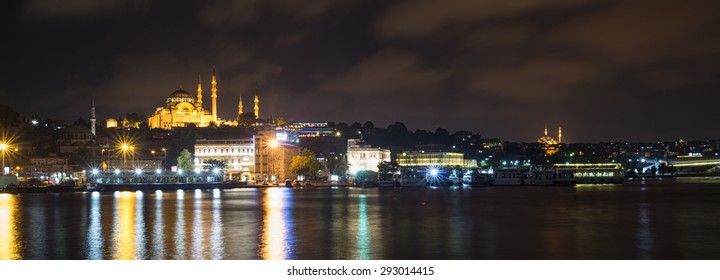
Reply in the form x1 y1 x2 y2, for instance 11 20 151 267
1 177 719 259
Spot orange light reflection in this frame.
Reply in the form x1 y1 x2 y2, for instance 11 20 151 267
0 194 19 260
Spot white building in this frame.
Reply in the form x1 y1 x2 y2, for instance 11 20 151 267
194 138 256 181
347 139 391 173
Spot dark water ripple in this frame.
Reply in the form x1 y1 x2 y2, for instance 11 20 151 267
1 177 719 260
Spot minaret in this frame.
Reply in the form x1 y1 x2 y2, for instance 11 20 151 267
196 74 203 108
254 94 259 119
558 126 563 144
90 96 96 136
211 67 218 122
544 124 548 136
238 95 243 116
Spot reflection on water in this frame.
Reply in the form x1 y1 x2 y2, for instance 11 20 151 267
87 192 103 259
113 192 136 259
191 189 204 259
637 202 653 259
0 194 19 260
1 182 720 259
356 194 370 259
210 189 223 259
174 190 186 259
134 191 146 259
259 188 295 259
152 190 164 259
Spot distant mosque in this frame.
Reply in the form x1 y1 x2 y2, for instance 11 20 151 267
537 124 562 145
537 124 563 156
146 68 261 129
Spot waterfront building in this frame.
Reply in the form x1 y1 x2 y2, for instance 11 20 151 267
397 150 476 168
24 156 72 177
266 140 300 182
195 138 257 181
194 135 300 182
347 139 391 173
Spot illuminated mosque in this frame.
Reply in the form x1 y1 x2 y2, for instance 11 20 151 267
147 69 260 129
538 124 562 156
537 124 562 145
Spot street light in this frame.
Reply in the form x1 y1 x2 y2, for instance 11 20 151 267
0 143 7 173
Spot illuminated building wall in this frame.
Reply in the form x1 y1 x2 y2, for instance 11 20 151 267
106 118 118 128
194 138 257 181
347 139 391 173
397 151 475 168
253 135 300 182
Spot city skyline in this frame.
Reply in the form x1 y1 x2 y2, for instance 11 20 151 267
2 0 719 142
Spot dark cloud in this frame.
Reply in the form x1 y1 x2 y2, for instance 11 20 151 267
374 0 588 38
322 49 449 97
2 0 720 142
200 0 354 26
23 0 148 19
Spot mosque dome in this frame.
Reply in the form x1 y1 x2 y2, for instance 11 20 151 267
60 124 94 140
169 89 193 99
167 88 195 105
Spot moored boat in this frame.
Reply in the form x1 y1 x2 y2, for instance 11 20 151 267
554 163 624 184
399 169 428 187
491 168 524 186
462 169 493 187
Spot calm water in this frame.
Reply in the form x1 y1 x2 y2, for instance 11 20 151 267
1 177 720 260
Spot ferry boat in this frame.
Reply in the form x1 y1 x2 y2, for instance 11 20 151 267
522 166 576 186
462 169 493 187
553 163 624 184
492 168 525 186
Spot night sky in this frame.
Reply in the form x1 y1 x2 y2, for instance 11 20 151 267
1 0 719 142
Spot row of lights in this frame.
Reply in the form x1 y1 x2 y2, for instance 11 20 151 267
90 167 222 176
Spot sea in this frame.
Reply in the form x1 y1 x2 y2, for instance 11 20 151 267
1 177 719 260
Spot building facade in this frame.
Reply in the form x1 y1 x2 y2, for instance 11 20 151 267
397 151 476 168
194 135 300 183
194 138 257 181
347 139 391 173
